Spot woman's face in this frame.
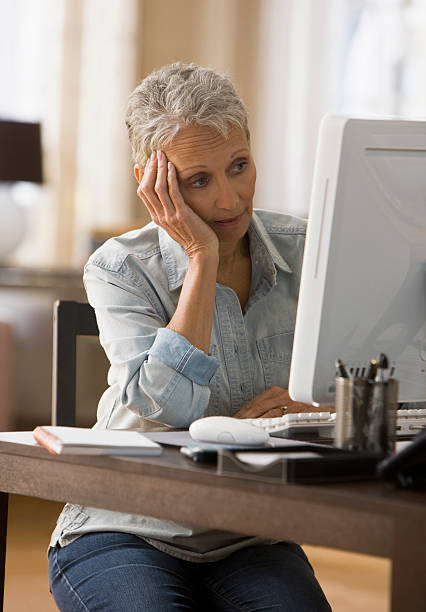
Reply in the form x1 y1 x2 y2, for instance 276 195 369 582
163 124 256 245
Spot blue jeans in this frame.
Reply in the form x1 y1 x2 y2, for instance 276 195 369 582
48 532 331 611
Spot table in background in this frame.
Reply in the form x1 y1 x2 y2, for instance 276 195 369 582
0 440 425 612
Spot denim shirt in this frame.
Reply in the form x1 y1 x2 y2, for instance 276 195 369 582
50 209 306 561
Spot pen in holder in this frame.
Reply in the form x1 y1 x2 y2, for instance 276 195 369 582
334 357 398 454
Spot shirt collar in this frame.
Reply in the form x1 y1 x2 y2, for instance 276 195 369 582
158 210 292 291
249 211 292 275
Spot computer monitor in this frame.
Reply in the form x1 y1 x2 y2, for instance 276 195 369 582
289 115 426 405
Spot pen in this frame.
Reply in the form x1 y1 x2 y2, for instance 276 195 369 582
374 353 389 383
360 358 378 449
368 353 390 452
366 358 378 382
335 359 350 379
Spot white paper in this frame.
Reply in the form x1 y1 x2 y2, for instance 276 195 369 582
235 451 320 467
0 431 40 446
37 426 161 449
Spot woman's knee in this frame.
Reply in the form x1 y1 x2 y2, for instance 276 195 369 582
48 532 199 612
201 543 331 612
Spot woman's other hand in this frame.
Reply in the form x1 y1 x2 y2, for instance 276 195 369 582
137 150 218 259
233 386 334 419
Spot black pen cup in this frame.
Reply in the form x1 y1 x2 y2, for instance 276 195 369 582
366 378 398 454
334 376 398 453
334 377 369 450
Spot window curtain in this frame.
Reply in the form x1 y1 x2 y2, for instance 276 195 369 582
253 0 352 219
340 0 426 118
254 0 426 219
1 0 141 267
3 0 425 265
0 0 65 266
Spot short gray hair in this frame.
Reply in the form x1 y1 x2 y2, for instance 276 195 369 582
125 62 250 166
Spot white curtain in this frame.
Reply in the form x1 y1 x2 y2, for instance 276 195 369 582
253 0 354 219
340 0 426 118
3 0 426 264
0 0 64 266
252 0 426 220
0 0 140 267
72 0 141 264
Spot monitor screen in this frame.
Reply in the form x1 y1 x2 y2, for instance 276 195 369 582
289 115 426 405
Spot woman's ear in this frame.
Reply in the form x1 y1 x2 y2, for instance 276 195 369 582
134 164 144 184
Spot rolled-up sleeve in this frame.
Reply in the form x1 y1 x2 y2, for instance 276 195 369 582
84 261 219 428
150 328 218 385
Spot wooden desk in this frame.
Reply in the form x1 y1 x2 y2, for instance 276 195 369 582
0 440 425 611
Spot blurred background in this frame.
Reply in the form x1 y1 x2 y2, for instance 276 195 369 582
1 0 426 427
2 2 426 610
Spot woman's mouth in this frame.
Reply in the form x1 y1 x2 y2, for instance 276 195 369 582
214 214 242 227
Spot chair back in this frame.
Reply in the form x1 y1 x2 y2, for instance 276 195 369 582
52 300 99 426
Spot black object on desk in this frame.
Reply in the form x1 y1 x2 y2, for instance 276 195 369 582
217 447 383 484
180 445 218 464
377 429 426 489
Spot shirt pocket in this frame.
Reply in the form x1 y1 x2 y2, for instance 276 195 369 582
256 332 294 388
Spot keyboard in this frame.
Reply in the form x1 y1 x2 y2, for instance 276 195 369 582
245 409 426 439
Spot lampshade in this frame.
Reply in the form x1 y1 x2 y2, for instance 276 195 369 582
0 120 43 183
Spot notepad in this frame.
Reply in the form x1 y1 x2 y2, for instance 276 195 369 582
32 426 162 456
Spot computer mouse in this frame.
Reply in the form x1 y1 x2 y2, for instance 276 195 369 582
189 416 269 446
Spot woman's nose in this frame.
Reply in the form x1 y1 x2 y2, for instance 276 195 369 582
215 179 239 210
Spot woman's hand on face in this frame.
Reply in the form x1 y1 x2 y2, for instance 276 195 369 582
233 386 331 419
137 150 219 259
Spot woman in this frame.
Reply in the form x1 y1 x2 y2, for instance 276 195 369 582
49 62 331 611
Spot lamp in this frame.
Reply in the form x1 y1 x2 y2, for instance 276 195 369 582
0 120 43 261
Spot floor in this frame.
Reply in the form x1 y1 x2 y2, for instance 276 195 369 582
4 494 391 611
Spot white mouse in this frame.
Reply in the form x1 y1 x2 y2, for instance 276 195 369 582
189 416 269 446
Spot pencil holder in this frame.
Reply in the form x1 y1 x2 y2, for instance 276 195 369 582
366 378 398 454
334 377 369 450
334 376 398 453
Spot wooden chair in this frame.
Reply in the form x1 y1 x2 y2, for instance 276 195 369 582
51 300 99 426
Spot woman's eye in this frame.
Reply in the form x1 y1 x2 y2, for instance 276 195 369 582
232 160 248 174
190 176 209 188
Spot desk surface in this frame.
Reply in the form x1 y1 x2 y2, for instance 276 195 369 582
1 440 425 611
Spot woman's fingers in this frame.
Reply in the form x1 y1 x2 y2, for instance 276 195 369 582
234 385 330 419
286 403 319 413
253 408 284 419
155 151 175 214
235 401 279 419
235 387 288 418
167 159 219 254
140 196 158 225
136 150 218 256
137 151 156 198
137 157 159 222
138 151 174 221
167 161 187 210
